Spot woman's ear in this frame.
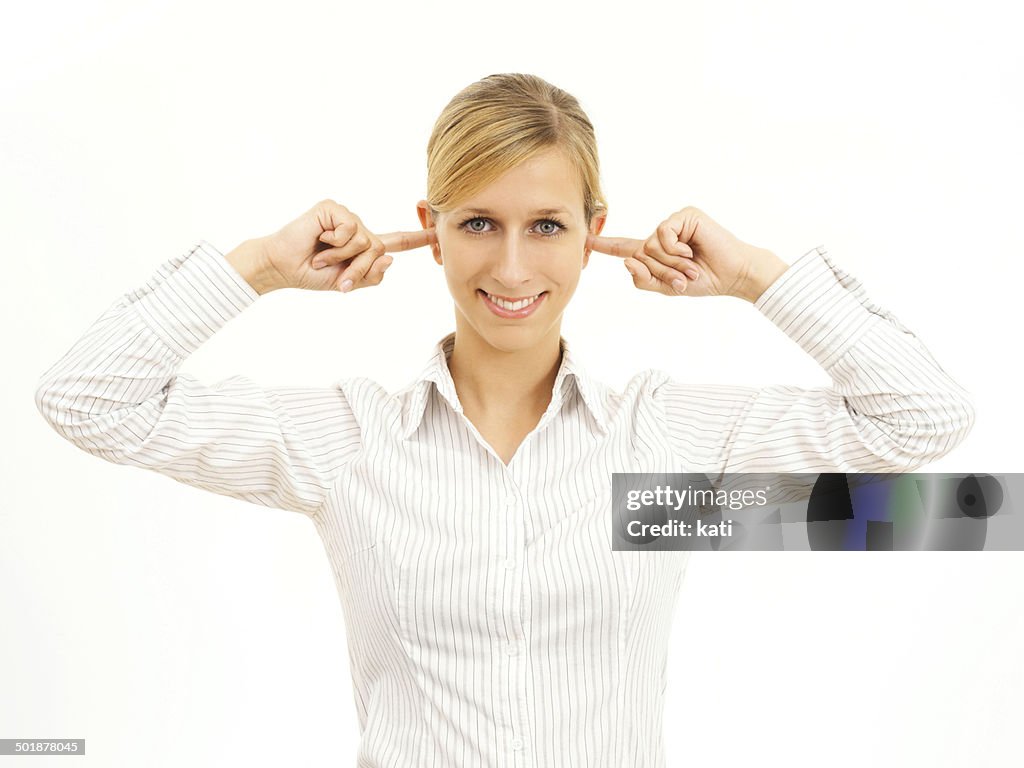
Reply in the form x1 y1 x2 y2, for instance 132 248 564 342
416 200 442 265
583 213 607 269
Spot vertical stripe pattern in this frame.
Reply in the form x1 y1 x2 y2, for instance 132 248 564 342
35 241 975 767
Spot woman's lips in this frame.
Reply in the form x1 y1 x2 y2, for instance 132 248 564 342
478 289 547 319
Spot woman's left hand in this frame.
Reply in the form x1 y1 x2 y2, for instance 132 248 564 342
587 206 789 302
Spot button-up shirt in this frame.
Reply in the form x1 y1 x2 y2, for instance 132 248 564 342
34 240 975 767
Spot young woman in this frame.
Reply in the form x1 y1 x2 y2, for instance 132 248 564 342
35 73 974 766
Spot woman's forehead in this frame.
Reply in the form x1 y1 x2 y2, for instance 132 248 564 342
454 151 584 217
454 204 573 218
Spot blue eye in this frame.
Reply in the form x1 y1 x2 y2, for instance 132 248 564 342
458 217 567 238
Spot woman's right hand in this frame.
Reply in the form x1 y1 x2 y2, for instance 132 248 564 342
235 199 436 294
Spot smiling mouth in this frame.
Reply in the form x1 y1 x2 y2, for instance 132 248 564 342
478 289 548 316
479 290 546 310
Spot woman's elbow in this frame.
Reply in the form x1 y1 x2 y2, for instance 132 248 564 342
936 388 977 456
34 373 119 454
880 388 976 471
953 390 976 439
34 374 65 432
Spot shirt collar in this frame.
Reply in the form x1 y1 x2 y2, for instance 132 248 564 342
400 331 609 441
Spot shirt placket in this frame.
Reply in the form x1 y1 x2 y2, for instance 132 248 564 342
498 460 529 766
441 368 567 766
495 390 572 767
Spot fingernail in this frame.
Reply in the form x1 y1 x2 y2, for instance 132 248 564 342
672 278 687 293
312 258 326 269
340 279 353 292
685 268 699 281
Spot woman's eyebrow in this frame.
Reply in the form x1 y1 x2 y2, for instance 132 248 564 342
460 207 570 217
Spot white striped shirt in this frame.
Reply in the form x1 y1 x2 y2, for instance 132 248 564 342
34 241 975 767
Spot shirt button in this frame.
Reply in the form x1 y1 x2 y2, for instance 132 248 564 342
505 643 518 656
504 558 516 570
505 494 517 507
512 739 524 750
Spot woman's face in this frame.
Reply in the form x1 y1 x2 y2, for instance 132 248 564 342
417 148 606 353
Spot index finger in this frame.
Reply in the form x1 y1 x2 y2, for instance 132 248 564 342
379 229 437 253
587 234 643 258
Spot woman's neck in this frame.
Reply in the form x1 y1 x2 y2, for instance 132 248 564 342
446 322 563 418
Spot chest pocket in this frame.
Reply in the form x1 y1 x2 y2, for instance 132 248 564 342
331 542 385 655
380 481 496 659
518 487 641 662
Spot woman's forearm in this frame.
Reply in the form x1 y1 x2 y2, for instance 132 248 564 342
224 237 285 295
734 249 791 303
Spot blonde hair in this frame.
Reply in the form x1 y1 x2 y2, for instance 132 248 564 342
426 73 607 226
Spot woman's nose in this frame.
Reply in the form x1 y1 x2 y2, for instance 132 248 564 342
491 236 533 286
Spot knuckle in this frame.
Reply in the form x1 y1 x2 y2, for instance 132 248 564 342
372 241 386 257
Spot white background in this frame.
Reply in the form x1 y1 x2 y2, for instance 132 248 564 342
3 0 1021 765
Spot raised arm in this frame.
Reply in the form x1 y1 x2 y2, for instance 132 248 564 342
651 245 975 474
33 240 364 517
34 200 436 517
589 206 975 475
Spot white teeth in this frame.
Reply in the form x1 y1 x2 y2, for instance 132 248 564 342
486 292 541 311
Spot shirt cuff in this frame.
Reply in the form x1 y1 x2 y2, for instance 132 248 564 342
130 240 260 359
753 245 915 372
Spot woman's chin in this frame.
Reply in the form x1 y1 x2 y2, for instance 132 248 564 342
451 292 564 350
479 327 543 351
457 319 554 354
